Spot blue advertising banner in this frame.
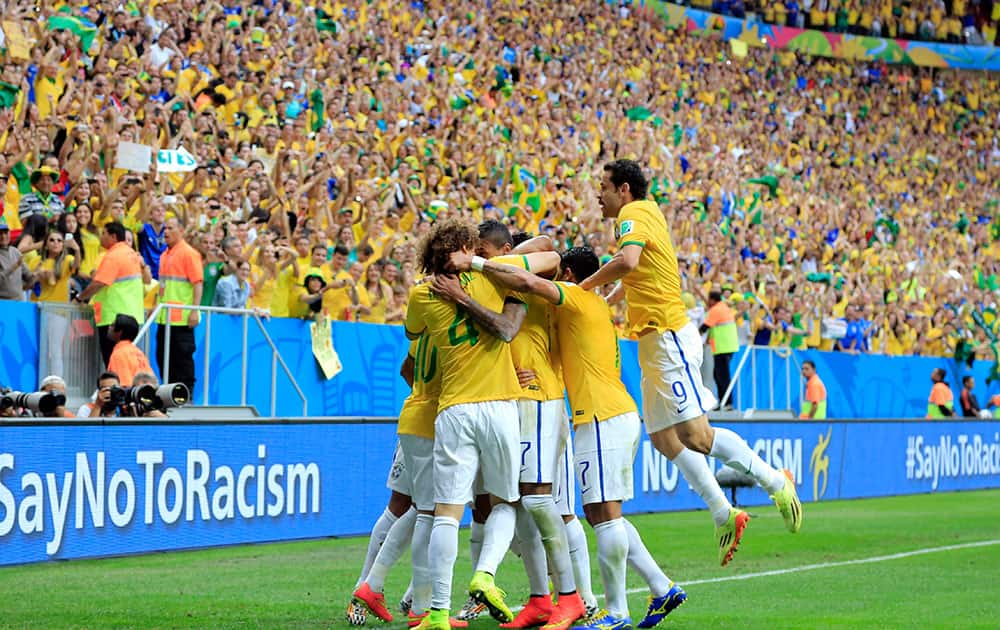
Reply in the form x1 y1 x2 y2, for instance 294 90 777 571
632 420 1000 514
0 422 398 565
1 419 997 566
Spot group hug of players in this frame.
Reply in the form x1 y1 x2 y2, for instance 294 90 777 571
344 160 803 630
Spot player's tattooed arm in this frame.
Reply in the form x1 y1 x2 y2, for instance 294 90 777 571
447 250 562 305
431 274 526 343
483 261 563 306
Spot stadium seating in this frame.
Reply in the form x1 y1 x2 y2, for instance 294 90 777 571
0 0 997 369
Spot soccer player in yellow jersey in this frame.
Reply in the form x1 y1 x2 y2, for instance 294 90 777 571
432 220 586 629
579 160 802 566
448 246 688 630
405 220 527 629
351 335 441 626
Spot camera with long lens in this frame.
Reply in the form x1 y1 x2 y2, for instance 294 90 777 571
0 388 66 416
112 383 190 417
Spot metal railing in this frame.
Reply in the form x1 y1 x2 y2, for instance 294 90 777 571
36 303 102 406
718 345 804 414
134 304 307 416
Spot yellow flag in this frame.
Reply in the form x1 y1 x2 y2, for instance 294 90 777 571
730 39 749 59
2 21 31 60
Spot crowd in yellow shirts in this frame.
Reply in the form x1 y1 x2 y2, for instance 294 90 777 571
0 0 996 361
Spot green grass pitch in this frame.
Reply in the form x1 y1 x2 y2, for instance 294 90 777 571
2 490 999 628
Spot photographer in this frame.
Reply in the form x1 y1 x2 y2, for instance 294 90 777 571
39 375 75 419
1 379 69 419
128 372 168 418
107 314 153 386
77 372 122 418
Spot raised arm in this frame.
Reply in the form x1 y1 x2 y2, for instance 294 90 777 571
443 250 563 306
511 235 555 254
578 244 642 291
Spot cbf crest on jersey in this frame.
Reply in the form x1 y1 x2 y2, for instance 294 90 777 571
615 220 634 240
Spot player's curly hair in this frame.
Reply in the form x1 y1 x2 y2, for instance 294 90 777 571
418 219 479 275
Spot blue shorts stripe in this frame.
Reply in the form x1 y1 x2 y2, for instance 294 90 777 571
536 401 543 484
670 330 705 413
594 416 606 503
563 445 571 503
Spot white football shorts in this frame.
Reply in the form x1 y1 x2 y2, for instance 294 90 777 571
385 441 412 496
399 434 434 511
518 398 569 485
574 412 641 505
639 321 718 433
433 400 520 505
553 429 576 517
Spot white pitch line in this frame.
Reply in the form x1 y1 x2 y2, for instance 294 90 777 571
627 538 1000 595
511 539 1000 612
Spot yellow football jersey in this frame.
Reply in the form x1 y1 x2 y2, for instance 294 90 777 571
404 276 521 412
322 268 353 321
494 255 563 402
554 282 637 424
397 335 441 440
615 200 689 335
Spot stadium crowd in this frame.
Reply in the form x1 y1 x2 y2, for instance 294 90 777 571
706 0 1000 45
0 0 998 367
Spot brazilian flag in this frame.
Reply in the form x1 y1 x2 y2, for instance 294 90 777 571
690 200 707 223
450 95 471 110
988 343 1000 385
625 106 664 128
425 200 447 221
747 174 779 199
973 267 999 292
510 164 544 217
0 81 20 110
718 216 732 238
954 338 975 367
971 309 999 350
871 216 900 245
308 89 325 132
649 177 670 204
747 191 764 225
47 15 97 52
315 10 337 33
